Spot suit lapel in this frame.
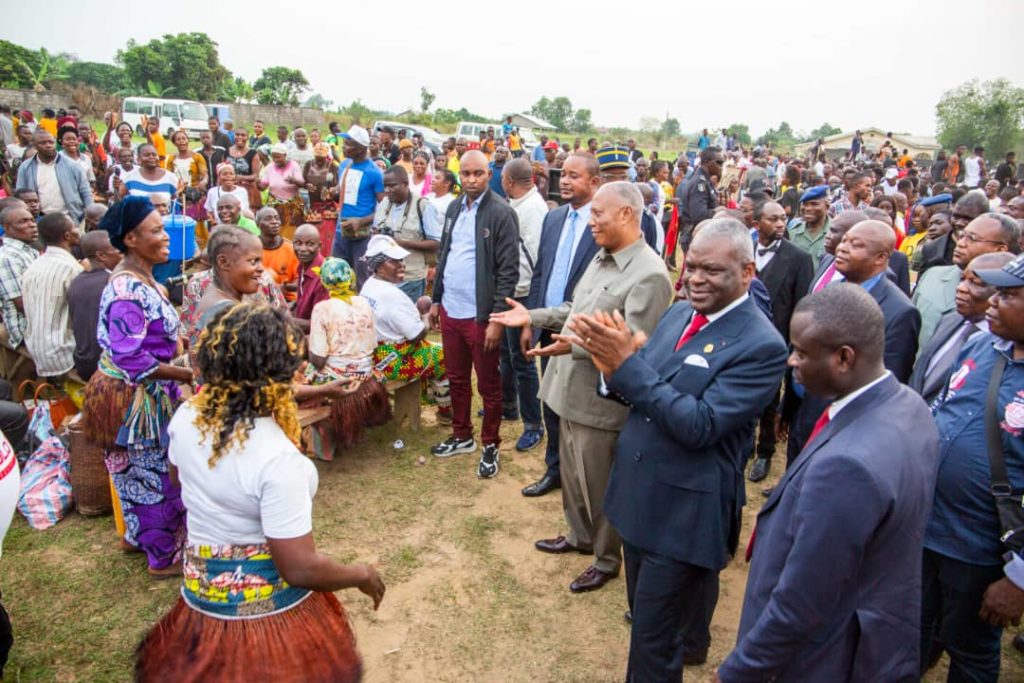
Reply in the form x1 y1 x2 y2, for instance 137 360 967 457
759 376 900 516
658 299 752 381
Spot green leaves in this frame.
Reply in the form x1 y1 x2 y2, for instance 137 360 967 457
936 79 1024 157
252 66 310 106
117 33 231 101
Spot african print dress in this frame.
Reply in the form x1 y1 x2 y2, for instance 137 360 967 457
81 273 185 570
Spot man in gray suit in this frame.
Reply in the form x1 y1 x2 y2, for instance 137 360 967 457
909 252 1015 404
491 182 672 593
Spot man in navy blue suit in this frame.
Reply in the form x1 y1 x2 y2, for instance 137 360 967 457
717 284 939 682
566 217 787 681
520 153 602 497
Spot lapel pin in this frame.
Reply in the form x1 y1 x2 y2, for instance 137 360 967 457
703 344 714 353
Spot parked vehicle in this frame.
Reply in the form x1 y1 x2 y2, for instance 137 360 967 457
454 121 502 143
121 97 209 139
370 120 445 156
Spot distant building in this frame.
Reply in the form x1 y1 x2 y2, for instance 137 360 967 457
794 126 941 162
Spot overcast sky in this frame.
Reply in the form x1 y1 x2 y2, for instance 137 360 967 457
4 0 1021 137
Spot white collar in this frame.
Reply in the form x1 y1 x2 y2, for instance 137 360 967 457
508 186 540 208
703 293 749 324
828 371 891 419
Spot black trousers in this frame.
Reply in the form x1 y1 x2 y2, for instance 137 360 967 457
0 380 28 452
538 330 560 479
752 390 781 462
623 540 719 683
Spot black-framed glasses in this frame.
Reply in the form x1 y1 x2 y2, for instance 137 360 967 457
958 231 1004 246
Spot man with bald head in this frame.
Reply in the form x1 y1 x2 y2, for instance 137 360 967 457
217 194 259 235
497 158 547 452
429 150 521 479
914 212 1020 346
491 181 671 594
569 216 786 677
15 128 92 223
68 231 121 380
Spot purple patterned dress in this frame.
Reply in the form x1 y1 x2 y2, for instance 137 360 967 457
96 273 185 569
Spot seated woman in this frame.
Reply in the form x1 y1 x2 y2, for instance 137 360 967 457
307 258 391 448
360 235 450 424
135 304 384 682
80 196 193 579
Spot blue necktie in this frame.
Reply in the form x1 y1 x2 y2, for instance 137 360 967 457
545 211 580 308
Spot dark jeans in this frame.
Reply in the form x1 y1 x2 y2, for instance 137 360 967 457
538 329 560 478
499 298 542 432
920 548 1004 683
623 540 719 683
0 380 28 452
331 234 370 288
440 308 503 446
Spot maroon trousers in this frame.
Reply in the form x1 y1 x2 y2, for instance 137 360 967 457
440 307 503 446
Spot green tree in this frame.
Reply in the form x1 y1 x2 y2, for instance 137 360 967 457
419 87 436 113
756 121 796 149
726 123 751 145
303 93 333 109
117 33 231 101
339 99 375 126
936 78 1024 157
219 76 255 103
17 48 69 91
531 95 574 130
66 61 128 92
806 123 842 141
253 66 310 106
661 117 681 139
0 40 39 88
570 108 592 133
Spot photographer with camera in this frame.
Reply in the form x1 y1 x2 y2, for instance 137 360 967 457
371 164 437 302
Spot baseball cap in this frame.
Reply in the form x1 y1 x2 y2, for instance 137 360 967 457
543 140 559 150
341 125 370 147
884 167 899 180
976 254 1024 288
366 234 410 260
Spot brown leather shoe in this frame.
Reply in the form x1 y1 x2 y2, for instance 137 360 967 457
148 562 182 580
569 565 618 593
682 649 708 666
535 535 592 555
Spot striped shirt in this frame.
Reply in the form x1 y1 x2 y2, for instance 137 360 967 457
22 246 83 376
121 167 178 200
0 239 39 349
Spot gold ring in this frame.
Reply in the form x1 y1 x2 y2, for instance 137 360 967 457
586 337 592 344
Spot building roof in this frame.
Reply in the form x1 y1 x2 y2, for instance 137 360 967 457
508 112 556 130
795 126 940 154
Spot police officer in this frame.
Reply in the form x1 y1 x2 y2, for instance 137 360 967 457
677 146 722 252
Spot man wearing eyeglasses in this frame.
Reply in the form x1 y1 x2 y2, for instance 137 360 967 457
914 212 1021 347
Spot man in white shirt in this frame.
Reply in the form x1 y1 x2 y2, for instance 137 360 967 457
963 146 986 188
22 213 83 377
500 158 547 451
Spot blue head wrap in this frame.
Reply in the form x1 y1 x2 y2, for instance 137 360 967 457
99 196 156 252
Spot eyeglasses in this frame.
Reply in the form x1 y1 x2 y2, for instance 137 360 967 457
958 231 1005 246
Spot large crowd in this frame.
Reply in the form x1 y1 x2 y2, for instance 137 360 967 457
0 104 1023 682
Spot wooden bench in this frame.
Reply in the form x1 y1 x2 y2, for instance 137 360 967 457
386 378 422 431
298 404 332 428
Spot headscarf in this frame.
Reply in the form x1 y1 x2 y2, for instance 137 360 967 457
314 257 356 303
271 143 288 156
99 196 156 252
256 143 272 159
364 252 389 275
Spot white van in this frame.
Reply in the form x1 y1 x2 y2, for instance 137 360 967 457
121 97 209 139
454 121 502 142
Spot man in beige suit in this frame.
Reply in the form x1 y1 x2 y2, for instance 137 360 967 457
492 181 672 593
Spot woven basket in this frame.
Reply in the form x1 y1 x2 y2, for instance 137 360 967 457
67 419 112 516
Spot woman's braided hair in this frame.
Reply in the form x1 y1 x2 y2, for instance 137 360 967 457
192 303 303 467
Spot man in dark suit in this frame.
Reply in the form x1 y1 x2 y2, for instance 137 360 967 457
782 220 921 466
567 217 788 681
748 200 814 483
909 251 1015 404
520 153 601 497
810 209 909 295
717 285 939 682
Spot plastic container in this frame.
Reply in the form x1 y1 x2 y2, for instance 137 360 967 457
163 214 196 262
152 260 183 284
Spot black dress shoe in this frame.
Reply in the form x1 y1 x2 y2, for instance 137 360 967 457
748 457 771 482
1013 634 1024 654
569 565 618 593
624 610 632 624
535 535 591 554
522 473 560 497
682 649 708 666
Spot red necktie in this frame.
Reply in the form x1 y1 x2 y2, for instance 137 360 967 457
745 523 757 562
674 313 709 351
806 408 832 445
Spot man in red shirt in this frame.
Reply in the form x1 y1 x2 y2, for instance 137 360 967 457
290 223 329 332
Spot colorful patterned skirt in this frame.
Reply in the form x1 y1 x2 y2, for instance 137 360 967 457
80 359 185 570
374 340 450 409
306 201 339 258
267 196 305 241
303 365 391 451
135 543 361 682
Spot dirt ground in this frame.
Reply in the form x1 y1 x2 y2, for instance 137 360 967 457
1 407 1023 681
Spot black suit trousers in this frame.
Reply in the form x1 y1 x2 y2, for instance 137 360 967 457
538 330 560 478
623 541 719 683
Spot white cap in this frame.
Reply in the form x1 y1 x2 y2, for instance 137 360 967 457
884 167 899 179
366 234 410 260
342 125 370 148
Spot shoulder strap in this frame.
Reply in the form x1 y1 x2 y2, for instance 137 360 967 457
985 352 1011 496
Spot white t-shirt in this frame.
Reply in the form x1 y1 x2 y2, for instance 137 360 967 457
168 402 318 545
205 185 251 218
360 275 425 342
61 152 95 183
35 159 66 214
964 156 982 188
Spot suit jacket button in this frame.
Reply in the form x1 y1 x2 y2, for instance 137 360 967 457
634 451 642 461
645 417 651 423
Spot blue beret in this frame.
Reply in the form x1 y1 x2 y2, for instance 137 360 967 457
920 193 952 207
800 186 828 203
596 145 631 170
